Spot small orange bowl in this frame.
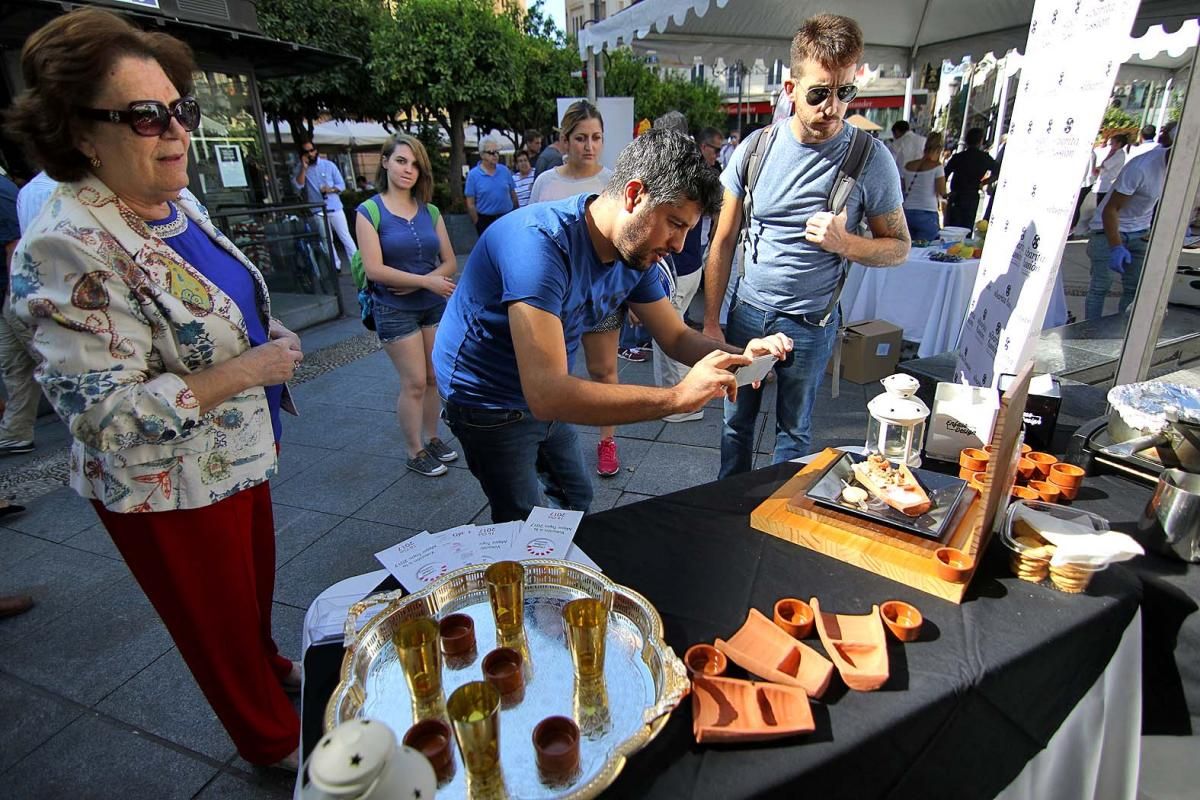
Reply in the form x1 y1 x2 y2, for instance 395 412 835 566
773 598 814 639
1027 452 1058 479
684 643 727 678
1027 480 1061 503
1011 485 1040 501
969 470 992 494
959 448 990 472
880 600 923 642
1049 462 1085 487
1020 443 1033 455
958 467 976 480
1016 458 1035 482
935 547 975 583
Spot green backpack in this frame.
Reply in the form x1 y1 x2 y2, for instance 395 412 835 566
350 197 441 330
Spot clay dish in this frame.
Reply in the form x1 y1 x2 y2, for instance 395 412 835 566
1049 462 1085 487
691 675 815 744
810 598 888 691
959 448 989 473
532 715 580 778
715 608 834 698
1027 480 1061 503
969 471 992 494
957 466 976 480
439 613 476 656
1027 452 1058 479
934 547 974 583
683 643 727 679
773 598 814 639
481 647 524 696
879 601 923 642
1016 458 1035 483
1011 485 1040 501
403 718 454 782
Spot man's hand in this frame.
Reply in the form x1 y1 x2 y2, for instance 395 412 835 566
673 350 749 412
805 209 851 255
744 333 792 360
1110 244 1132 274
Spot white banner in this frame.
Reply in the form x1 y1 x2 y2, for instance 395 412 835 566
955 0 1141 387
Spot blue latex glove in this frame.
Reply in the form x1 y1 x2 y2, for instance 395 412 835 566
1110 244 1132 274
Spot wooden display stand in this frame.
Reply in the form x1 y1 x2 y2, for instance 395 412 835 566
750 364 1034 604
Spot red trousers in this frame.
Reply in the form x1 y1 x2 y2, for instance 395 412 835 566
93 481 300 764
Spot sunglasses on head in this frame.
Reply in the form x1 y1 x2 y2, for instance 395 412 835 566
804 84 858 106
76 96 201 137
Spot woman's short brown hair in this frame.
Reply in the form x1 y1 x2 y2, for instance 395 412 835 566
790 14 864 74
376 134 434 204
2 7 197 182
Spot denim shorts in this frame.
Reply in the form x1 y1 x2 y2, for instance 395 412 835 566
373 302 445 343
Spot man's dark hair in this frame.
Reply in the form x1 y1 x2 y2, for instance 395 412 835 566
965 127 985 148
698 126 723 146
603 128 722 216
297 140 316 154
1140 124 1156 142
892 120 910 136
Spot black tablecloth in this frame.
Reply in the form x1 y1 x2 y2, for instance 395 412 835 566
304 462 1148 800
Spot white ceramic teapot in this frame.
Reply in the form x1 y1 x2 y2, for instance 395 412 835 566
299 719 437 800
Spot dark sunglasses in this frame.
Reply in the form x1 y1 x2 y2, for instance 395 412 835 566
483 150 500 156
77 96 201 137
804 84 858 106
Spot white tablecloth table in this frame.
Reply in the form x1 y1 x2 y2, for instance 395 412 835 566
842 247 1070 358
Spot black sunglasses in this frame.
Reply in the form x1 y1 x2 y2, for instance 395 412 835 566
77 96 201 137
804 84 858 107
483 150 500 156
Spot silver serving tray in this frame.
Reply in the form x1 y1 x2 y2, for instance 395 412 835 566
325 559 689 799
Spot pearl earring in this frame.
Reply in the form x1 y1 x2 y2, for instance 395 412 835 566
90 156 102 169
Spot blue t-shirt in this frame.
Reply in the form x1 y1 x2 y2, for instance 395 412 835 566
357 196 444 311
148 204 284 443
433 194 666 410
465 164 516 215
721 121 902 315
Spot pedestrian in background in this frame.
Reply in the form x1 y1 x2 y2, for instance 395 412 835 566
1093 132 1129 206
292 141 357 271
465 138 517 235
356 134 458 477
513 149 537 207
901 131 947 241
944 127 996 229
535 128 567 174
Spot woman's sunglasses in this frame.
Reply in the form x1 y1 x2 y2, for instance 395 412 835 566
804 84 859 107
76 96 202 137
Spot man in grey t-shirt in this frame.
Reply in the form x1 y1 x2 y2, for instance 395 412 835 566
704 14 910 477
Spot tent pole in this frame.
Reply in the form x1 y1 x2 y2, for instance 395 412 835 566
1155 78 1173 129
958 61 976 150
992 56 1011 156
587 45 597 103
903 56 915 123
1114 45 1200 386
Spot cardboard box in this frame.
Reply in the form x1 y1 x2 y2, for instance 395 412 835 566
828 320 904 384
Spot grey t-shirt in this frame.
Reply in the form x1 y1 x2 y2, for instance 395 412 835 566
721 121 902 315
535 145 565 175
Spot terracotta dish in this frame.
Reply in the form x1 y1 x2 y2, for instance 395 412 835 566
438 613 476 656
481 647 524 696
715 608 834 698
1016 458 1035 482
532 715 580 778
403 718 454 781
879 601 923 642
934 547 974 583
691 675 815 744
683 643 727 679
1027 480 1061 503
811 598 889 691
959 448 989 473
773 598 814 639
1011 485 1040 501
1027 452 1058 479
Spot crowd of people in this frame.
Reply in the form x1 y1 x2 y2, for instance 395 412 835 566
0 0 1185 780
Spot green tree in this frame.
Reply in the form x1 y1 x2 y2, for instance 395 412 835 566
255 0 388 137
372 0 524 207
603 50 724 132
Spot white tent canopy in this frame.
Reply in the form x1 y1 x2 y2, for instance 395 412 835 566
271 120 395 147
578 0 1197 70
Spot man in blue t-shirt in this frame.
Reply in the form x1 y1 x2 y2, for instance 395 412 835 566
704 14 910 477
434 129 792 522
464 140 519 236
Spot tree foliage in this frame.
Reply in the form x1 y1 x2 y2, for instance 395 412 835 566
603 50 726 132
255 0 388 136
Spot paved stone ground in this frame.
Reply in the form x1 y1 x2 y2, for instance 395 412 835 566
0 240 1144 798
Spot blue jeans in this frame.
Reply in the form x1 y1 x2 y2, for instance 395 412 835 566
1085 230 1148 320
720 300 839 478
442 400 593 523
904 209 940 241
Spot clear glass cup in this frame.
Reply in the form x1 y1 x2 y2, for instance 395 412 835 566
562 597 608 682
485 561 525 638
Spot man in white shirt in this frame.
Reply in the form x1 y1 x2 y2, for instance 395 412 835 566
292 141 357 272
887 120 926 174
1085 121 1175 320
1128 124 1159 158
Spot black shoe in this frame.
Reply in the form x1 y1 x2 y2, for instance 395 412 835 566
406 450 448 477
0 440 33 456
425 437 458 463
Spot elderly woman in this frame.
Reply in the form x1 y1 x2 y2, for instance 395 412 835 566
4 8 303 768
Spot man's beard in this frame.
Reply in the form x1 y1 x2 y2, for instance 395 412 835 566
614 207 659 271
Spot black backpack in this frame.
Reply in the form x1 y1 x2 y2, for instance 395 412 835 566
737 123 873 326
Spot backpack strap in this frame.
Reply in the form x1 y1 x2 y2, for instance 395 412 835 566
363 196 382 229
738 124 779 265
817 125 873 326
427 202 441 226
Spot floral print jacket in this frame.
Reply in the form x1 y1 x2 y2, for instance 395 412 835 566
11 177 295 513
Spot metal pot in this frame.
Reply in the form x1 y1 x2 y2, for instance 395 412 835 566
1137 469 1200 562
1101 383 1200 473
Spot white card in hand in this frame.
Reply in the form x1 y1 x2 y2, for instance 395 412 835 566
735 353 777 386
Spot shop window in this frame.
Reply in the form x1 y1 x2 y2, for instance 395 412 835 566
187 69 271 211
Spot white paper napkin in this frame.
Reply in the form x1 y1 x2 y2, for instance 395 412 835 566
1013 505 1144 568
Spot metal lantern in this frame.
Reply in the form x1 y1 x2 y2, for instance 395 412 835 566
866 374 930 468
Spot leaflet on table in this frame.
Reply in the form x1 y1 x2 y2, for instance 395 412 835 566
374 531 456 590
511 507 584 560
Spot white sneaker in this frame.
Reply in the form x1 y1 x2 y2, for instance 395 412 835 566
664 409 704 423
